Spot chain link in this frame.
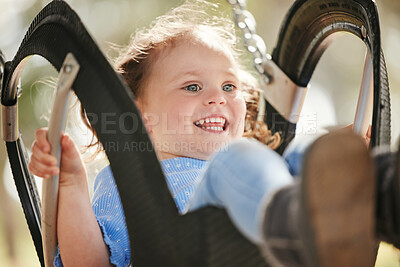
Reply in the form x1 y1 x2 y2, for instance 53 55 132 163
227 0 271 84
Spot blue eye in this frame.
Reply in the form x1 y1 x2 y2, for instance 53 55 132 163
222 84 235 92
184 84 200 92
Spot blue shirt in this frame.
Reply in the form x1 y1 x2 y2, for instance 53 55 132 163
55 157 207 267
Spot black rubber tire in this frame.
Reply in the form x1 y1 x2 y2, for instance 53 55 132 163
265 0 391 154
6 140 43 266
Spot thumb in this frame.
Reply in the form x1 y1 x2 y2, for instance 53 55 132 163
60 133 80 159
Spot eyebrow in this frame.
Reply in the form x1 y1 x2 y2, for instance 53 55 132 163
174 70 201 79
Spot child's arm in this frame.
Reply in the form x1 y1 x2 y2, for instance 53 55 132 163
29 128 112 266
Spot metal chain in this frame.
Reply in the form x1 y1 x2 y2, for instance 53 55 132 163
227 0 271 84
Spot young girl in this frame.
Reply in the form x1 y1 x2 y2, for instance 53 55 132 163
28 1 400 266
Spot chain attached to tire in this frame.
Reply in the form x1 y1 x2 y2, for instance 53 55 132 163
227 0 271 85
227 0 308 126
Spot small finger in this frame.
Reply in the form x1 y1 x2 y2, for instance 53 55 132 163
35 128 51 153
31 143 58 166
29 157 59 175
30 153 58 173
61 134 80 159
28 162 58 179
366 125 372 138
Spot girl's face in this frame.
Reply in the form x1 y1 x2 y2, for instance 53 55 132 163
137 40 246 160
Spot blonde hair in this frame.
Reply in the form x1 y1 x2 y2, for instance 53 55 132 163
82 0 280 152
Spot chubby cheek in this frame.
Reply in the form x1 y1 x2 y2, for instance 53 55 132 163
231 116 245 140
146 107 195 137
228 98 247 139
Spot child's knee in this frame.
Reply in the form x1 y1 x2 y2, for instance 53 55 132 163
212 138 283 170
226 138 275 159
208 137 292 191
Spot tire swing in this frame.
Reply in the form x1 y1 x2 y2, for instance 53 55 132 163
0 0 389 266
229 0 391 154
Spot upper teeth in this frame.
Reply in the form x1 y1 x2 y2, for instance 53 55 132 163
195 117 226 126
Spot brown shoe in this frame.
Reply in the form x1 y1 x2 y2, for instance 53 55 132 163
262 132 377 267
301 131 377 266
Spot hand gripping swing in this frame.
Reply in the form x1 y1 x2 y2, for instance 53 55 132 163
41 53 79 267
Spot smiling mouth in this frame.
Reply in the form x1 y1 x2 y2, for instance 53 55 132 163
193 116 229 133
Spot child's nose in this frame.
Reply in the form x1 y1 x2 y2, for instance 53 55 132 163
204 90 227 105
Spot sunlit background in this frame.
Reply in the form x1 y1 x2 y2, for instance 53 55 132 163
0 0 399 266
